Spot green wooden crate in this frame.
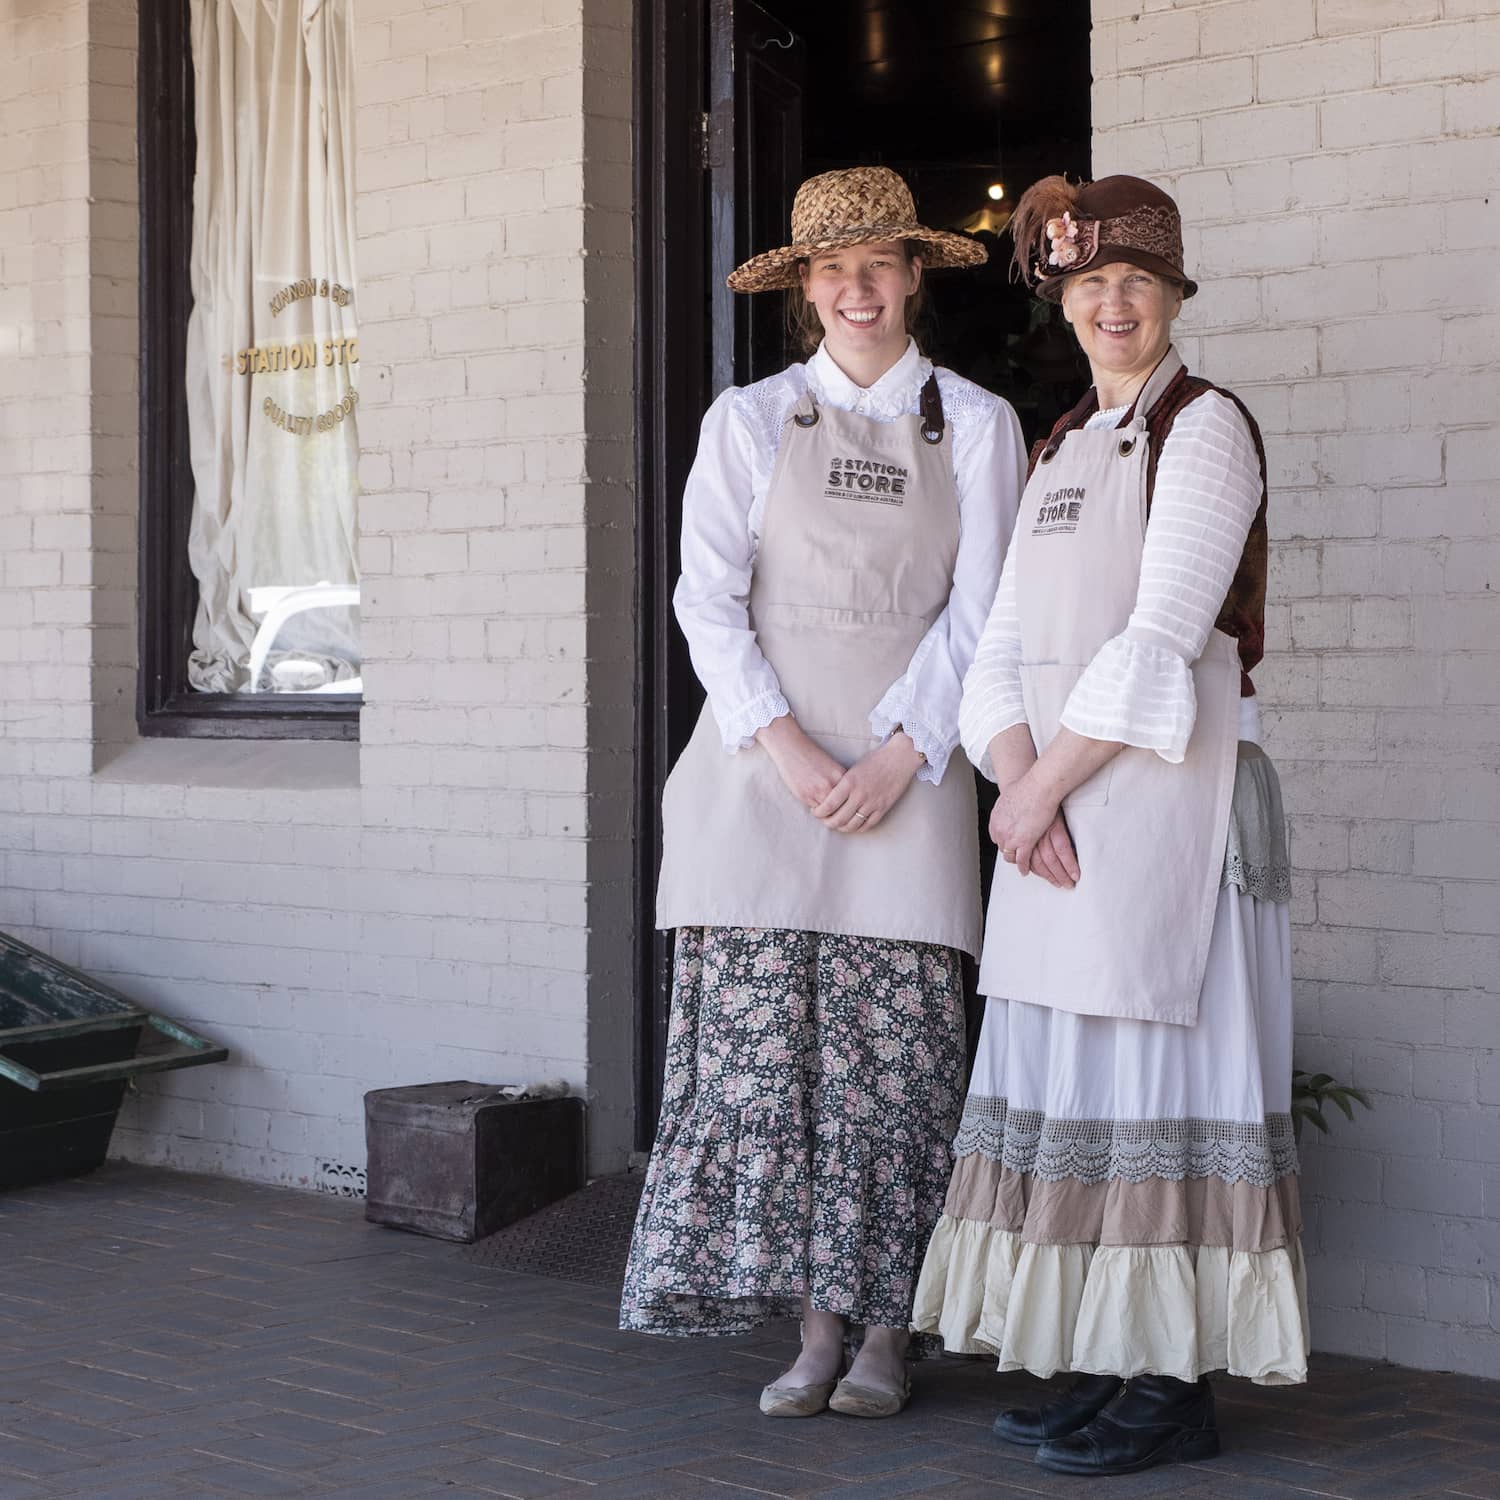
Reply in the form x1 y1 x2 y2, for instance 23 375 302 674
0 931 227 1189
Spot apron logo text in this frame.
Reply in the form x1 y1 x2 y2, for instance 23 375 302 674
824 457 908 506
1033 485 1085 535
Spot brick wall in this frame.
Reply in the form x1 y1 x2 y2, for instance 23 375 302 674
1094 0 1500 1377
352 0 637 1164
0 0 91 788
0 0 636 1185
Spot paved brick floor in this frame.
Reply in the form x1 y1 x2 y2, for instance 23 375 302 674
0 1163 1496 1499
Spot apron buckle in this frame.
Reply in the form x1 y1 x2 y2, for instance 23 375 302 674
794 408 819 428
1118 436 1137 457
918 372 945 445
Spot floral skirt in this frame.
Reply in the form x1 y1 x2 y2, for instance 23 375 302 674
620 926 966 1336
912 884 1310 1386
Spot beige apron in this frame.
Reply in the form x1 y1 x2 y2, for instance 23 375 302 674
977 349 1239 1024
656 381 982 957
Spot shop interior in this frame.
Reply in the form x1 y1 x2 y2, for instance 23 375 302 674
747 0 1093 440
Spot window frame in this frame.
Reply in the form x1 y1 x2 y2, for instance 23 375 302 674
137 0 360 740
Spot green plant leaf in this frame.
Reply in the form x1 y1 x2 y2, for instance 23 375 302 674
1290 1067 1373 1141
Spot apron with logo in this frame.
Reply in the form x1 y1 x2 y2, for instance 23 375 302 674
656 378 982 958
977 349 1240 1025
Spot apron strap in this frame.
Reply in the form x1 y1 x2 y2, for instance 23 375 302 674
791 373 945 438
919 373 945 444
1117 346 1187 429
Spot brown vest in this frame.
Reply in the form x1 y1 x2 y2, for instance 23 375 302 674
1028 366 1268 696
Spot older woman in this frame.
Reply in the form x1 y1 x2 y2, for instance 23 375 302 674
622 167 1026 1419
912 175 1306 1476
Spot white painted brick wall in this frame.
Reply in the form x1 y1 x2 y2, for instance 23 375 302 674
1094 0 1500 1378
0 0 635 1188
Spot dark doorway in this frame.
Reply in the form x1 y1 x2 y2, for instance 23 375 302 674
633 0 1092 1148
755 0 1093 429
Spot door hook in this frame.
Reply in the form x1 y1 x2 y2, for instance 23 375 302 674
754 20 796 50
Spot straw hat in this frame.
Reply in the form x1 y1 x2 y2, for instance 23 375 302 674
727 166 987 293
1009 174 1198 302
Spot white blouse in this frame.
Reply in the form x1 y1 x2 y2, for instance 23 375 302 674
674 338 1027 783
960 389 1263 779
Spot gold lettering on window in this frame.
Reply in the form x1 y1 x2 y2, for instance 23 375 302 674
268 277 352 317
237 338 357 375
262 387 359 437
238 276 360 435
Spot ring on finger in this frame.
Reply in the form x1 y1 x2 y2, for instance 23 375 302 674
852 810 868 823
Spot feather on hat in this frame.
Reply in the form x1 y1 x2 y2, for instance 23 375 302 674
1009 174 1197 302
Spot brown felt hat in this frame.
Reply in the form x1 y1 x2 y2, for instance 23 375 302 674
727 166 987 293
1010 174 1197 302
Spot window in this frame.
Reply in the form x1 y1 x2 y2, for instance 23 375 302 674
138 0 360 738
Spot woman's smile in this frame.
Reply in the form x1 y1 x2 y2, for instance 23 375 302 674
1061 261 1183 407
799 240 922 383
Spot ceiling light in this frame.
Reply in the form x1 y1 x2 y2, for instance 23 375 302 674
987 183 1005 201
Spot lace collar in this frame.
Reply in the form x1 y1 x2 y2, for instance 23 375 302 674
806 337 933 419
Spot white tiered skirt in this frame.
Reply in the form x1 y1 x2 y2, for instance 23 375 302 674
912 880 1310 1387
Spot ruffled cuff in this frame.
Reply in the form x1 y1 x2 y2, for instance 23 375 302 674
1059 636 1197 764
869 700 953 785
719 690 791 751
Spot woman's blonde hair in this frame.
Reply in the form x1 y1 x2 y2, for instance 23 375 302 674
784 240 929 356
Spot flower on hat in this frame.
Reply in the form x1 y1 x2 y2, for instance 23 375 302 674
1046 211 1081 268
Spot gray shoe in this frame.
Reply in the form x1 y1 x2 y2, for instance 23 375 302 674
759 1377 838 1418
828 1372 912 1418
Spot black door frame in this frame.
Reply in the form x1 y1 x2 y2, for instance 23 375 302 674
630 0 808 1151
632 0 711 1151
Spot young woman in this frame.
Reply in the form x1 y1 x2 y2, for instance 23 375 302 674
912 174 1306 1476
622 167 1026 1419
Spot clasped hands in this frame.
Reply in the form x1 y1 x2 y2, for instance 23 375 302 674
756 715 922 834
988 772 1080 890
986 725 1082 891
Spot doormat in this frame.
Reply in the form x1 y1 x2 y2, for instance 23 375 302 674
460 1170 645 1288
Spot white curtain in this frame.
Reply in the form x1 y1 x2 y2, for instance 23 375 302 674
185 0 360 693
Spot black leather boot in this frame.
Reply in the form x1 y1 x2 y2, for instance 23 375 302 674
992 1373 1125 1447
1035 1374 1219 1476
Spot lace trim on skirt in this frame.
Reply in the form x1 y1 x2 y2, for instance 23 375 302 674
1223 850 1292 903
1221 743 1291 904
952 1095 1298 1189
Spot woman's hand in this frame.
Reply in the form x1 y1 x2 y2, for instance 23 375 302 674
812 732 924 833
756 714 847 811
990 769 1080 889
